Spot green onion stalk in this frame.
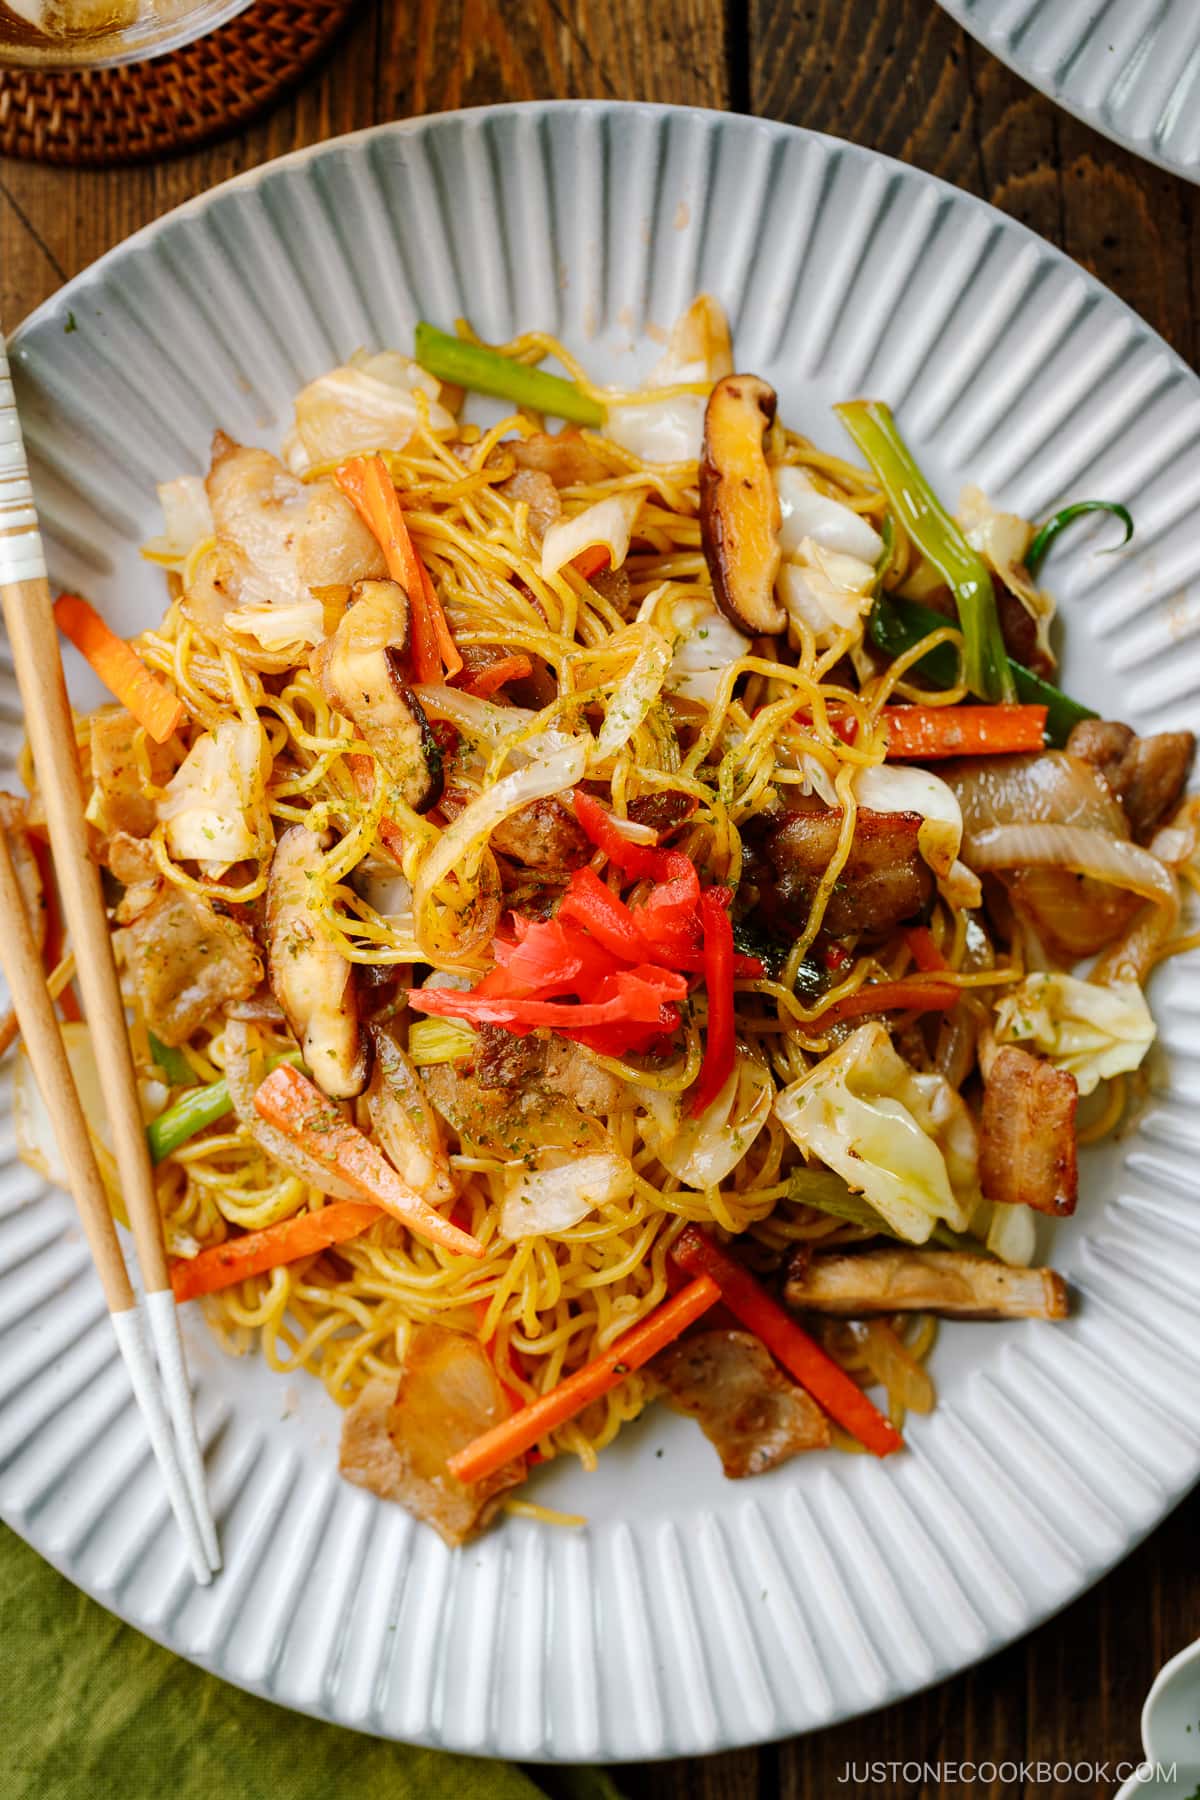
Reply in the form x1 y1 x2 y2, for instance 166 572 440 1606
836 399 1016 704
414 323 605 428
148 1031 194 1087
1025 499 1133 578
146 1050 304 1165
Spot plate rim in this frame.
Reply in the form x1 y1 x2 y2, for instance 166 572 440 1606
8 97 1199 378
934 0 1200 185
3 98 1199 1761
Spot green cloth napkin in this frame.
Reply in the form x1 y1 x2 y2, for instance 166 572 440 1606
2 1524 624 1800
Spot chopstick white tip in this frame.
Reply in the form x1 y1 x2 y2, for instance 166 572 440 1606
145 1287 222 1572
110 1306 212 1586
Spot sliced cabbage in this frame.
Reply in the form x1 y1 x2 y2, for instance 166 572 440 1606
603 294 732 464
498 1150 634 1239
659 597 751 706
283 350 455 473
605 396 707 464
992 971 1155 1096
142 475 214 568
776 539 876 649
984 1198 1037 1267
638 1054 774 1189
956 484 1055 667
853 761 982 908
13 1022 130 1223
774 1022 981 1242
223 596 327 652
540 490 645 581
774 467 883 563
594 626 673 761
158 718 272 876
407 1017 478 1066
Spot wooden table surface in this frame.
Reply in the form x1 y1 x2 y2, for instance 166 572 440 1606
3 2 1197 1794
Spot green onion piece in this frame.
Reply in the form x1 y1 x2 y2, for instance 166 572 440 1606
869 590 961 691
869 591 1095 748
146 1049 304 1164
148 1032 193 1087
414 323 605 428
837 399 1016 704
147 1079 232 1164
786 1167 980 1252
1025 500 1134 578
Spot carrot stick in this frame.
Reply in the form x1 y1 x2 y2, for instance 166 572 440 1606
446 1275 720 1483
335 455 462 682
253 1063 485 1259
458 653 533 699
171 1200 383 1302
903 925 949 973
571 545 610 581
670 1227 903 1457
424 564 461 676
816 978 960 1028
54 594 184 744
882 704 1046 760
347 752 407 863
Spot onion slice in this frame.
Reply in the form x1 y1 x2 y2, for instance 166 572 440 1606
964 822 1176 907
944 752 1125 835
413 740 588 958
639 1054 774 1189
498 1150 634 1240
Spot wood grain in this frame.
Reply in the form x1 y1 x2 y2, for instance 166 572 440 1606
3 0 1198 1792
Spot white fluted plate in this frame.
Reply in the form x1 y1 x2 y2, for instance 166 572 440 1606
937 0 1200 181
2 103 1199 1761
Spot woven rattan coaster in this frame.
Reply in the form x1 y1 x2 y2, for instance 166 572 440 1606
0 0 356 166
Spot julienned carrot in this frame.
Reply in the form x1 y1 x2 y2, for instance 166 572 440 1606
882 704 1046 759
670 1227 903 1458
458 653 533 699
446 1275 720 1484
817 978 960 1028
171 1200 383 1302
53 594 184 744
571 545 610 581
254 1064 485 1260
335 454 463 682
336 455 440 681
347 752 407 864
903 925 948 973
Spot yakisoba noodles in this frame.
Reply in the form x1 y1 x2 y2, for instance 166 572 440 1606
16 296 1196 1542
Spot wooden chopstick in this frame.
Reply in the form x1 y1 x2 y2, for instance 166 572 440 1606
0 340 219 1572
0 826 211 1583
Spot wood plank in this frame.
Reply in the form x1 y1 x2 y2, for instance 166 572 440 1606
387 0 728 119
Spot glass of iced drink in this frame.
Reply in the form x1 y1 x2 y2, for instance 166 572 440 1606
0 0 253 65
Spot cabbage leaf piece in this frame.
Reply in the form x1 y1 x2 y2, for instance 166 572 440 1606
993 971 1154 1096
774 1021 981 1242
158 718 272 877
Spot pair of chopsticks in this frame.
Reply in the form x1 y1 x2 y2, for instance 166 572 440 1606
0 340 219 1582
